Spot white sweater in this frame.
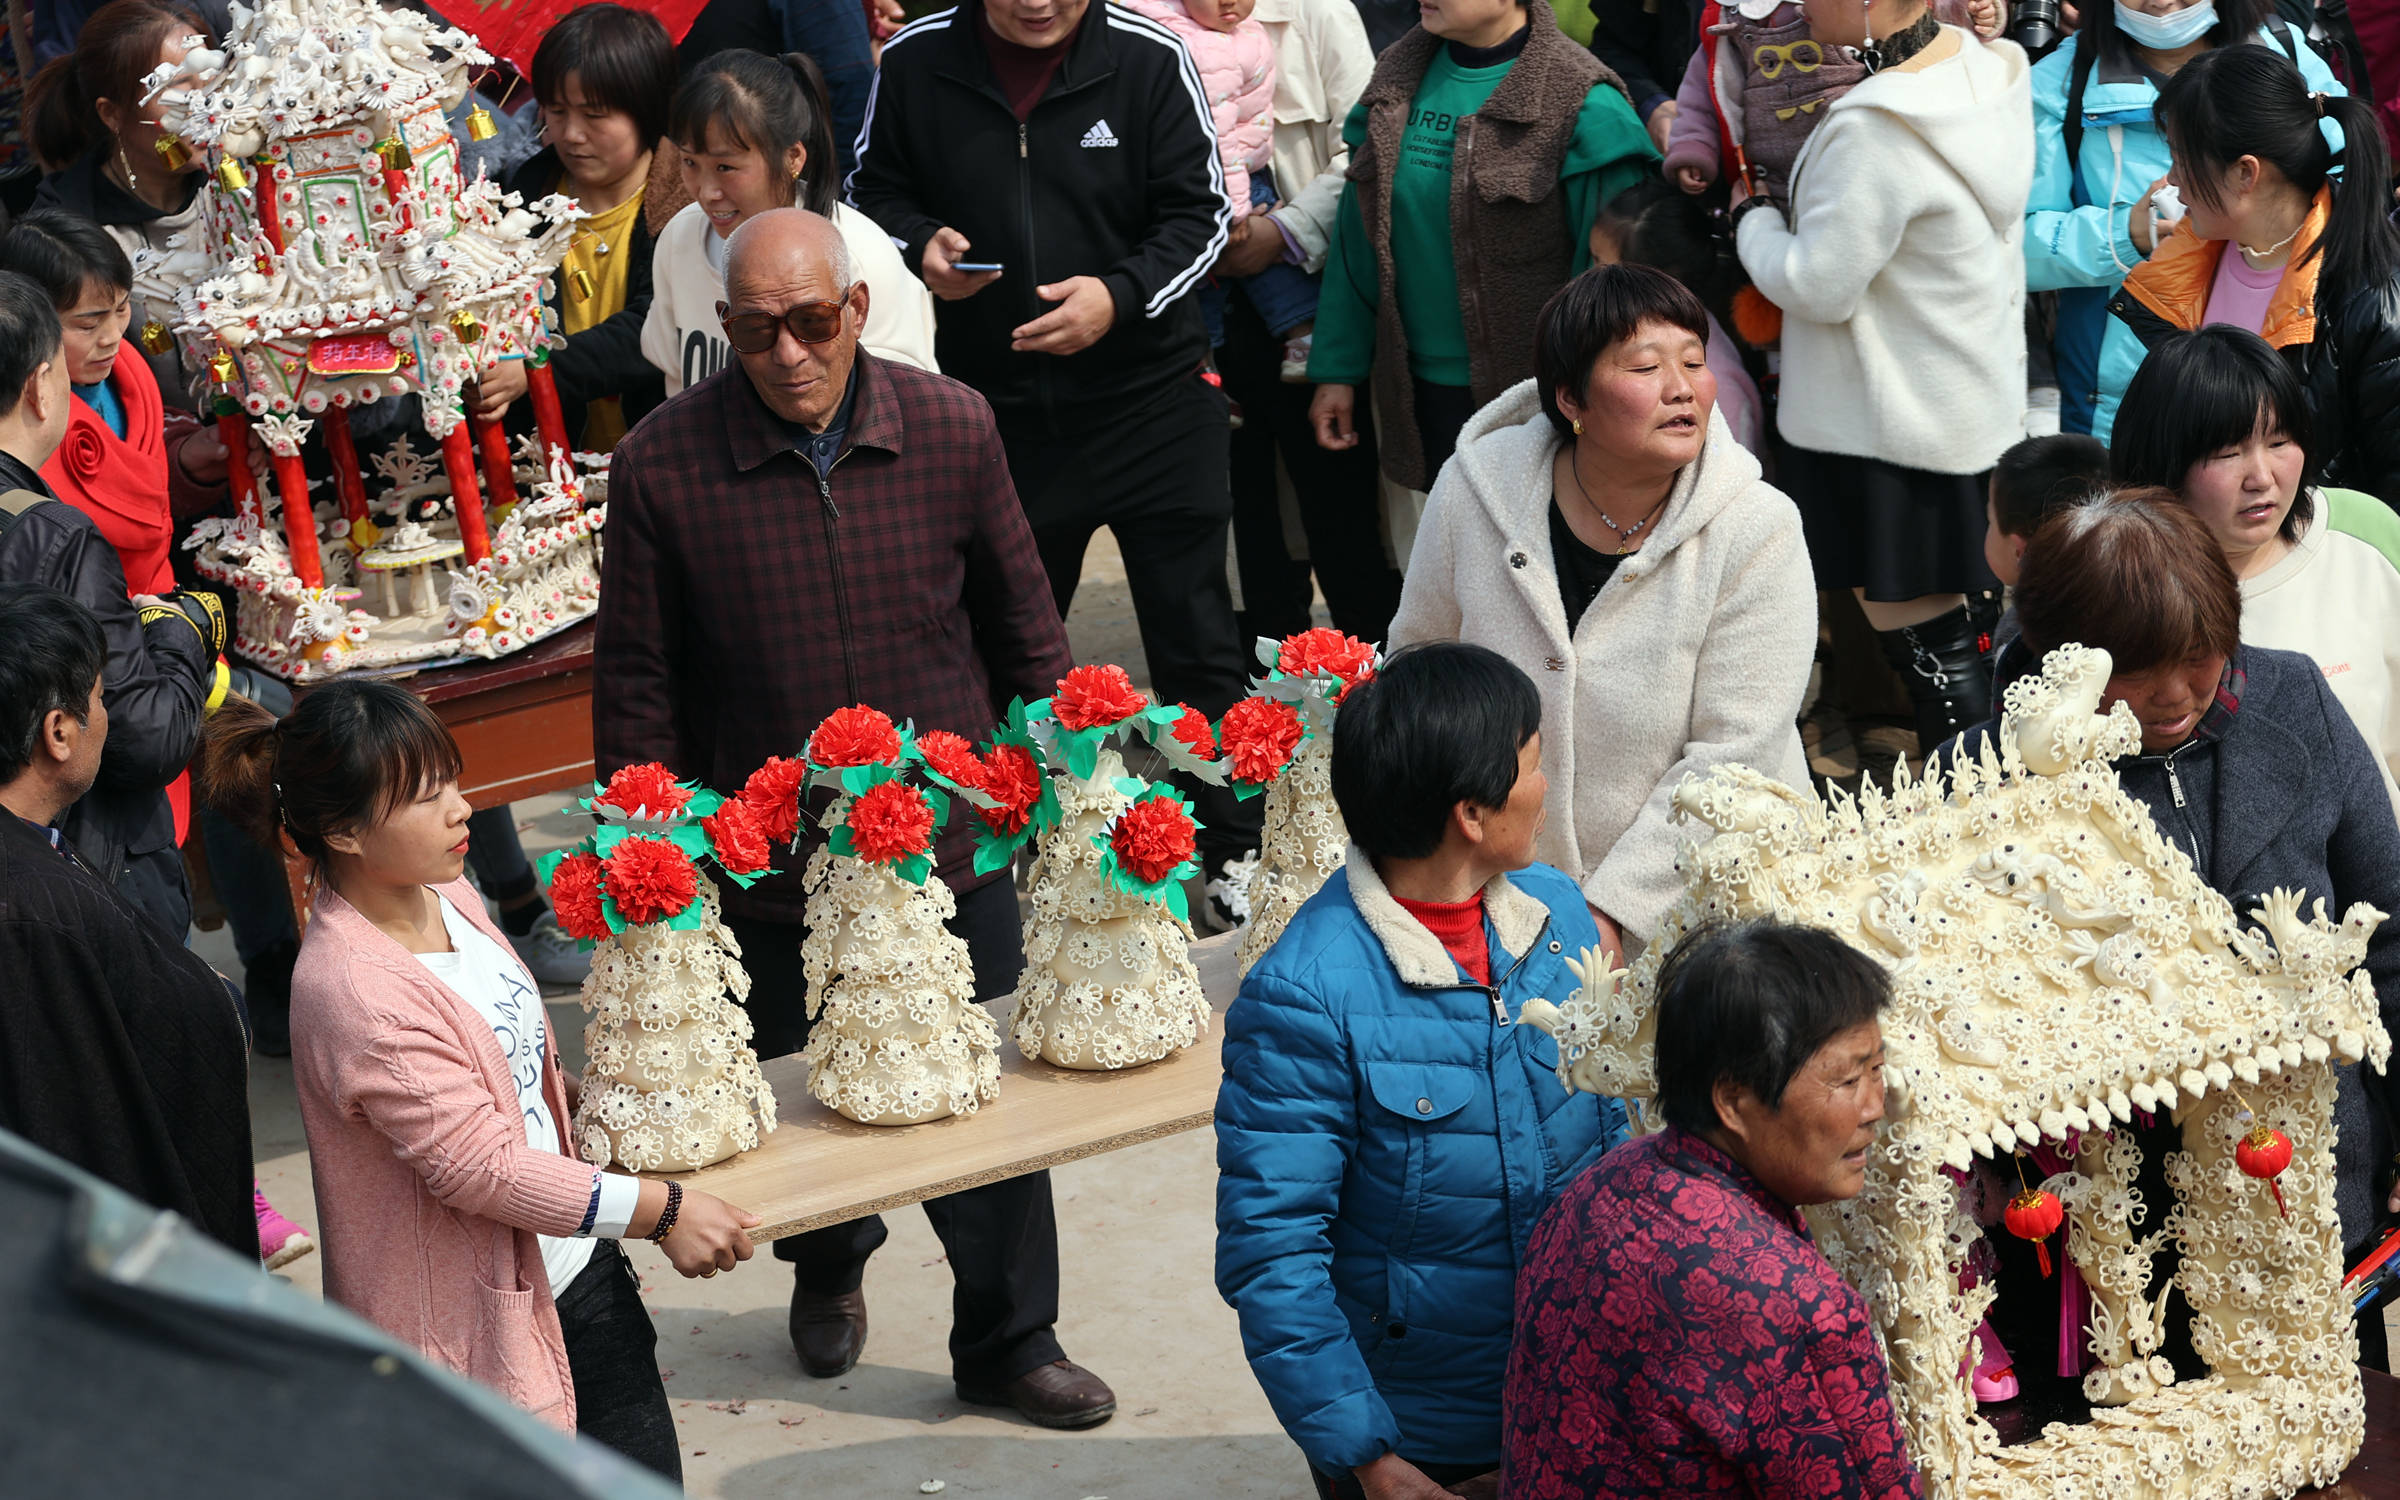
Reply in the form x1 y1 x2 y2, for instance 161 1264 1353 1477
1735 28 2033 474
640 201 939 395
1388 383 1819 942
2242 501 2400 810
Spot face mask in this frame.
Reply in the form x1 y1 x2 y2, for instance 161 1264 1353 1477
2114 0 2218 50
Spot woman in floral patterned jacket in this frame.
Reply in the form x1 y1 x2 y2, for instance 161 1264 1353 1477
1500 918 1921 1499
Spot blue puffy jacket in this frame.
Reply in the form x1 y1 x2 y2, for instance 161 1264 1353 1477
1214 853 1625 1476
2026 25 2339 440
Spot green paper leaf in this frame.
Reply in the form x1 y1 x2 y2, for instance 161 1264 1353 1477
685 788 725 818
894 852 933 886
666 824 711 861
663 900 704 931
1065 732 1099 782
1140 703 1185 727
1164 879 1190 925
1231 780 1265 802
837 762 898 797
921 784 952 829
828 825 857 859
973 840 1014 877
598 889 629 935
1112 777 1145 797
592 823 630 855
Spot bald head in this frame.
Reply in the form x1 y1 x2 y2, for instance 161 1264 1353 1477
725 208 853 300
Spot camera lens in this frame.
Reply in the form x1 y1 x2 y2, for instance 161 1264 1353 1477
2007 0 2062 56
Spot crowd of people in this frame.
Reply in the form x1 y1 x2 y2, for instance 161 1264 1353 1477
4 0 2400 1492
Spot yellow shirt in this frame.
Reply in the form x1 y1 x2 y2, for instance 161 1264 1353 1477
561 188 645 451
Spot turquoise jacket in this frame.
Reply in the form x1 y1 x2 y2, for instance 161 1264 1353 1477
2026 26 2339 441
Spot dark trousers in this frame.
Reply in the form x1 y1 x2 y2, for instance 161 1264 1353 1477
724 877 1067 1385
464 805 538 904
1412 379 1480 488
1309 1458 1491 1499
557 1241 680 1483
1003 375 1262 868
1219 292 1402 645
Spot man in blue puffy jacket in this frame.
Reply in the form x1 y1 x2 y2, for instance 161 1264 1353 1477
1215 641 1628 1500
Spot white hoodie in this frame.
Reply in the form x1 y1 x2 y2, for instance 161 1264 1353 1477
1388 383 1818 944
2241 496 2400 811
1736 27 2034 474
641 200 939 395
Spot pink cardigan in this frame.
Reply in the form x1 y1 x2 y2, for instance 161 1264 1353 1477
290 878 601 1432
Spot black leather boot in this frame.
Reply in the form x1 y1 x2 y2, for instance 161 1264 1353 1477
1876 604 1994 759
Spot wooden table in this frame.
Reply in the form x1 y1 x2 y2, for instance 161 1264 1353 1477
657 932 1240 1241
2315 1367 2400 1498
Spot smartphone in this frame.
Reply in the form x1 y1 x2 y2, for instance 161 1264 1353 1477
952 261 1003 273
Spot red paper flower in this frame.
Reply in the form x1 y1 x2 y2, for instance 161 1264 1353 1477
1111 796 1197 885
1218 696 1304 784
1167 704 1218 761
738 756 807 843
845 780 937 864
807 705 902 768
602 836 700 926
547 851 611 940
1277 627 1377 683
596 762 690 818
916 730 986 790
975 743 1042 835
1050 663 1148 731
701 799 772 875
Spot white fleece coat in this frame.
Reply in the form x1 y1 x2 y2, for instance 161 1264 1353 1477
1735 27 2033 474
1388 382 1817 943
641 201 938 396
2242 499 2400 811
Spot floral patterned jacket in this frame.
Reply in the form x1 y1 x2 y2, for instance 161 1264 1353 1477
1500 1127 1922 1498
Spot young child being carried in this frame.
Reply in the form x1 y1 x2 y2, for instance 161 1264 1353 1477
1125 0 1320 371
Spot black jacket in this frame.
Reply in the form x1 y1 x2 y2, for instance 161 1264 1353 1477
0 458 210 936
846 0 1231 433
0 812 254 1258
2111 274 2400 506
1585 0 1702 118
502 148 665 448
1955 642 2400 1255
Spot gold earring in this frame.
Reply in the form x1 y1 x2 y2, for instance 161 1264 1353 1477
1571 418 1583 436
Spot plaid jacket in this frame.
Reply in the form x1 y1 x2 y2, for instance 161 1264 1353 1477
594 350 1072 923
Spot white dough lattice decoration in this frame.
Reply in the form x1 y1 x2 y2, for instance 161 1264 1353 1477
1011 748 1211 1070
797 791 1003 1125
1519 644 2390 1500
572 882 777 1173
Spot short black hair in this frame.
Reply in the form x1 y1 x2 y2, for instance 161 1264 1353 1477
1331 642 1543 860
1989 433 2109 538
532 3 678 153
1534 262 1711 439
0 585 106 782
0 207 134 308
2112 324 2318 541
1593 178 1728 306
0 271 63 421
1654 919 1892 1135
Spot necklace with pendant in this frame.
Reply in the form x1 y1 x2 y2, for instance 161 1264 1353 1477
1567 448 1668 554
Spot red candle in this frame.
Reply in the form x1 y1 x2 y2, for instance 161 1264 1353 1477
217 406 260 524
269 446 323 588
468 398 520 512
323 404 368 524
438 419 490 563
526 357 570 468
255 156 285 255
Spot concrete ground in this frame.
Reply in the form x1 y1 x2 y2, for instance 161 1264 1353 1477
205 531 1321 1498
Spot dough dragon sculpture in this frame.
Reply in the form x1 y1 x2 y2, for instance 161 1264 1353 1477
1521 644 2390 1499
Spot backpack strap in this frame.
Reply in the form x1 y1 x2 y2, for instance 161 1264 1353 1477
2267 17 2301 66
0 488 47 540
2062 35 2099 195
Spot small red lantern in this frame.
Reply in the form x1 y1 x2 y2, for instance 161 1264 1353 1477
2005 1188 2065 1277
2236 1125 2295 1220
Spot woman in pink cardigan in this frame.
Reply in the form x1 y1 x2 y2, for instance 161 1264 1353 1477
203 681 758 1482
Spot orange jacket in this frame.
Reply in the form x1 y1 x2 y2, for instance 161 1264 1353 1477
2113 187 2332 351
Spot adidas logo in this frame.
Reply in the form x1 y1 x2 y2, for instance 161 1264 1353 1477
1080 118 1119 148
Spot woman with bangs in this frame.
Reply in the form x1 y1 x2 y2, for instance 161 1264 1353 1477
2114 324 2400 806
1951 489 2400 1368
200 681 760 1476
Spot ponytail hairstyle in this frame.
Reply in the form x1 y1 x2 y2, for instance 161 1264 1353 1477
2154 46 2399 324
200 681 465 864
24 0 207 173
668 49 839 218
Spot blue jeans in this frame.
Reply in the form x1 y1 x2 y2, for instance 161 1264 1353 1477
1201 173 1322 346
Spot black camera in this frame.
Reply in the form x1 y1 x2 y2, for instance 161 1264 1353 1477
2007 0 2063 57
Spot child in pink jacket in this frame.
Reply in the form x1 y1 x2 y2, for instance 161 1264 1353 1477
1126 0 1320 361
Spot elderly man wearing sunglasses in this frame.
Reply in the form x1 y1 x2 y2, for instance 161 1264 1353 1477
594 207 1118 1431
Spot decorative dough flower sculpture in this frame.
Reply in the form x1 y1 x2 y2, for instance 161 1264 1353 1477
1229 630 1381 977
537 762 778 1172
1520 645 2391 1500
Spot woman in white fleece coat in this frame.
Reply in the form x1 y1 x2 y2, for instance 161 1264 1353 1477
1388 265 1815 955
1733 0 2031 755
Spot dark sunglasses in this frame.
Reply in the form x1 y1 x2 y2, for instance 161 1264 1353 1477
716 287 857 354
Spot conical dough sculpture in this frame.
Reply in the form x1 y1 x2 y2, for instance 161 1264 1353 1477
1007 666 1212 1070
1228 630 1379 977
1521 644 2390 1500
540 763 779 1172
783 706 1002 1125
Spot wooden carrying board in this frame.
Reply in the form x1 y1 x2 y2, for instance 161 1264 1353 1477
654 932 1241 1241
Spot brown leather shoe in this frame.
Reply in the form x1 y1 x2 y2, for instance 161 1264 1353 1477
788 1286 867 1378
956 1359 1116 1430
